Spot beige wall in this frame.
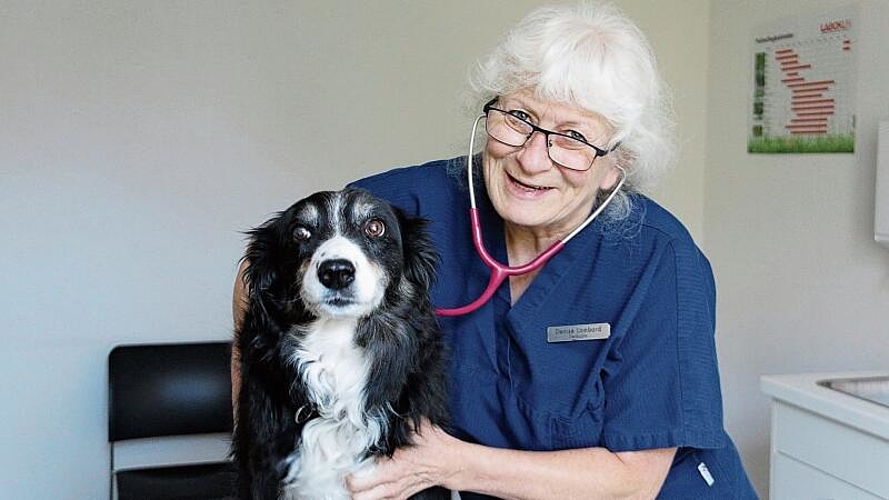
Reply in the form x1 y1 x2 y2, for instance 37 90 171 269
622 0 710 241
705 1 889 497
0 1 711 498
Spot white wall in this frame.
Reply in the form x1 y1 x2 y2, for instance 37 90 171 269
705 0 889 497
0 1 709 498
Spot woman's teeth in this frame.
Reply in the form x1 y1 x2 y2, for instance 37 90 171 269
512 176 548 191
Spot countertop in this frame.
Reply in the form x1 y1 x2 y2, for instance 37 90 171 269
761 371 889 440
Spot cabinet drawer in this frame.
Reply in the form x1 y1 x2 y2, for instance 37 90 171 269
773 402 889 498
772 454 883 500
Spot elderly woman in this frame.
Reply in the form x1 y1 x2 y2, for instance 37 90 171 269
235 2 757 499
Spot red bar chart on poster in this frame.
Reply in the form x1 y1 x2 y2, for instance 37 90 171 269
748 6 858 153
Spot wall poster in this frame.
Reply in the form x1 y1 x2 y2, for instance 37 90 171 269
749 6 858 153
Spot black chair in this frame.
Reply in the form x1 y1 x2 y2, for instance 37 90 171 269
108 341 237 500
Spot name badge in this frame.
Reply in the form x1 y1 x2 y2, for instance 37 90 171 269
546 323 611 343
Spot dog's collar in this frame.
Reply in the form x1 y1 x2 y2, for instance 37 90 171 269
294 404 316 424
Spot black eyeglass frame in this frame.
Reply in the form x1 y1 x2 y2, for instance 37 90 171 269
482 98 620 171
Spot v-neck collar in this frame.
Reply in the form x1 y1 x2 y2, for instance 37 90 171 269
477 192 603 322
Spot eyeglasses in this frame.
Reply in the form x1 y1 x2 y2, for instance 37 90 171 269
482 98 619 172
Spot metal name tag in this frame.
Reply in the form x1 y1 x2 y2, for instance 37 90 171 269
546 323 611 343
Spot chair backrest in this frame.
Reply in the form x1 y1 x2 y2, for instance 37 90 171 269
107 341 235 500
108 341 233 442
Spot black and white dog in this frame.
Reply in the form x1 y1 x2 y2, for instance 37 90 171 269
232 188 449 500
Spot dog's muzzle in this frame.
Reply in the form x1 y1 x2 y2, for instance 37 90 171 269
317 259 356 290
303 235 386 318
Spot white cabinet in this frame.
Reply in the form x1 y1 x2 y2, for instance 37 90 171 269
771 454 881 500
761 372 889 500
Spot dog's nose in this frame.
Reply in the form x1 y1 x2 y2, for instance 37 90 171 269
317 259 356 290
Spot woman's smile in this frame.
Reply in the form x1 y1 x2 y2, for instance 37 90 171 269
505 171 553 195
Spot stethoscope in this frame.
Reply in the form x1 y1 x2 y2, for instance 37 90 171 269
434 113 627 317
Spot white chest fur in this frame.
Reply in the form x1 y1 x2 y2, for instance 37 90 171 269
284 318 382 500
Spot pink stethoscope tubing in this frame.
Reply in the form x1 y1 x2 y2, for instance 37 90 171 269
434 114 627 317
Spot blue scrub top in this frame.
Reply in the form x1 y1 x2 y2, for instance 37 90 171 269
350 157 758 499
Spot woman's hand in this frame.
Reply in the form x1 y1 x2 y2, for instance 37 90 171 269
346 420 462 500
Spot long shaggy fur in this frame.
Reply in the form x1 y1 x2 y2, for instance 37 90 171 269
232 188 449 500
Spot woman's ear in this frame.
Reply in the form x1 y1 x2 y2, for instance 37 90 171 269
597 160 625 192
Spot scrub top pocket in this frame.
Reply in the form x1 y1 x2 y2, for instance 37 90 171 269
504 330 608 450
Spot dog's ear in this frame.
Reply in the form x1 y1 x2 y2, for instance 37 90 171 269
396 210 439 291
241 213 287 315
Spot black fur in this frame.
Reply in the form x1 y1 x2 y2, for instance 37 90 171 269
231 188 449 500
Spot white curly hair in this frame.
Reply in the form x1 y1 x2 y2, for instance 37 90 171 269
470 1 676 215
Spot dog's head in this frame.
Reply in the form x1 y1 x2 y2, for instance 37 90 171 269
243 188 437 322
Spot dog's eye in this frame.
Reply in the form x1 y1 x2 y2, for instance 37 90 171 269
293 226 312 241
364 218 386 238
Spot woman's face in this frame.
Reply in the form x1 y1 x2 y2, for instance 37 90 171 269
483 90 620 240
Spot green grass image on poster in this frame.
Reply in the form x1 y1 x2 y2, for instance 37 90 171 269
747 134 854 153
